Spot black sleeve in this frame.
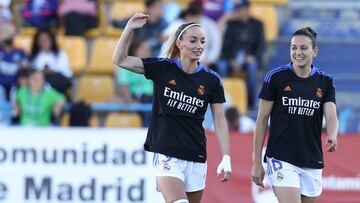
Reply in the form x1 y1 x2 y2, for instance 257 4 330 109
141 58 169 81
258 74 277 101
209 78 226 103
324 77 336 104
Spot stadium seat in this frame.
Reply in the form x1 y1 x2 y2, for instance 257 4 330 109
105 1 145 36
174 0 192 8
75 74 115 103
110 1 145 20
58 36 87 75
60 112 99 127
87 37 118 75
250 0 288 5
84 2 106 38
104 112 143 128
250 4 279 43
13 35 33 53
222 78 248 114
19 27 37 35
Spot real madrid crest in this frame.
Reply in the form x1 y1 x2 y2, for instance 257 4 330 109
316 88 323 98
163 163 171 171
197 85 205 95
276 171 284 181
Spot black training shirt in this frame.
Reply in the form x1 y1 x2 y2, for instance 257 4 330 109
259 63 336 169
142 58 225 163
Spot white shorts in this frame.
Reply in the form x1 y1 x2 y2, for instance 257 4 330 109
266 157 322 197
153 153 207 192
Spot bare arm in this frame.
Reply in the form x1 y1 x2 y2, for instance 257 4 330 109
210 103 231 182
112 13 149 74
211 103 230 156
324 102 339 152
252 99 274 187
53 99 65 118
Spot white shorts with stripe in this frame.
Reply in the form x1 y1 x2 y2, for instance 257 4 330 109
153 153 207 192
266 156 323 197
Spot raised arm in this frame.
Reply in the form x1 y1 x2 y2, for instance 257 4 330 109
112 13 149 74
252 99 274 188
323 102 339 152
210 103 231 182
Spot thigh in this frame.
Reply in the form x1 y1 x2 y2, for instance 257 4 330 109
273 186 302 203
301 195 316 203
299 168 322 197
186 190 203 203
157 176 187 203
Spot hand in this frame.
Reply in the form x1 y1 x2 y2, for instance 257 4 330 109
126 13 149 30
325 135 337 152
216 155 232 182
251 163 265 188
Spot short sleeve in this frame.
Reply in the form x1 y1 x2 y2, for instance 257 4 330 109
15 86 26 102
141 57 170 81
48 88 65 105
324 77 336 104
118 68 131 85
258 74 277 101
209 78 226 103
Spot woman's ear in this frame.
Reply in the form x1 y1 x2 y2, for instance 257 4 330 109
313 47 319 58
176 39 182 50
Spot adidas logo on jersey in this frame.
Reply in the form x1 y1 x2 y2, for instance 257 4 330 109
284 85 292 92
168 79 176 85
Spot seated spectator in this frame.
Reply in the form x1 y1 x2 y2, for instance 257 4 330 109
216 0 265 109
202 0 233 21
21 0 58 29
0 0 12 24
58 0 98 36
161 0 222 66
110 39 153 127
14 68 65 126
112 0 167 56
225 106 255 133
30 29 72 99
0 23 30 101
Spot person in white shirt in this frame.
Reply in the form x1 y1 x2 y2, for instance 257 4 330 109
30 29 72 97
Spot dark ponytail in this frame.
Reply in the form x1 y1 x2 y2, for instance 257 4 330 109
292 27 317 48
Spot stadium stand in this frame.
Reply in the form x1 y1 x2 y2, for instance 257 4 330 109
13 34 33 53
86 37 118 75
250 0 288 5
249 4 279 43
222 78 248 114
105 0 145 36
58 36 87 75
104 112 143 128
60 112 99 127
75 74 115 104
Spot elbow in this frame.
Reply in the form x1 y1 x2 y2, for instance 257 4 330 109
112 57 121 66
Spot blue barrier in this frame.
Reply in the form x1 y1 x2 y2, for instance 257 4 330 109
0 102 11 125
63 103 153 112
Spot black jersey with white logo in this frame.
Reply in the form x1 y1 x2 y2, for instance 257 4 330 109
142 58 225 163
259 63 336 168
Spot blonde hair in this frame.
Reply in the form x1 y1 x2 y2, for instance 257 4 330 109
163 22 201 59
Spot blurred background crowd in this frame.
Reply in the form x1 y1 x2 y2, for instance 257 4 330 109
0 0 359 133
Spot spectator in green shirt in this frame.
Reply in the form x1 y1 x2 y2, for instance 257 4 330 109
14 68 65 126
